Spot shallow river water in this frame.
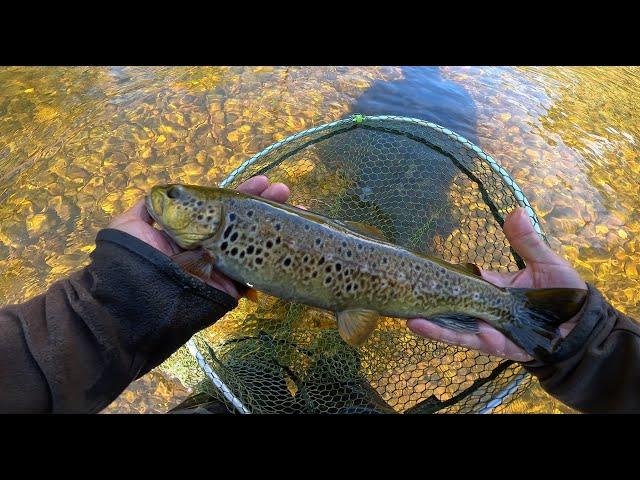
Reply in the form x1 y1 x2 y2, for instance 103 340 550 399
0 66 638 413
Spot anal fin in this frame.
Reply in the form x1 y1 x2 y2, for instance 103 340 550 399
336 309 381 347
427 313 480 333
462 263 482 276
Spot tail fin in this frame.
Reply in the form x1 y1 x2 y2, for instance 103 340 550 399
504 288 587 359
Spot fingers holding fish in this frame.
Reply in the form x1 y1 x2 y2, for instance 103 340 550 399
108 198 154 228
235 175 291 203
205 268 244 300
479 268 527 288
108 197 179 257
260 183 290 203
406 318 534 362
477 206 587 291
503 207 567 266
235 175 271 195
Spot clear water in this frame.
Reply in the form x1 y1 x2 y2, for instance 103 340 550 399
1 66 638 413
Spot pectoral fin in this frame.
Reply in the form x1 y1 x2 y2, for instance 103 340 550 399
336 309 381 347
245 287 259 303
172 250 215 279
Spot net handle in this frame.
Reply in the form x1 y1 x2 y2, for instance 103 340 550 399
190 114 542 414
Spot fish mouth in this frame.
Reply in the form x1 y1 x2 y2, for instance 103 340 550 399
145 193 164 227
145 191 180 239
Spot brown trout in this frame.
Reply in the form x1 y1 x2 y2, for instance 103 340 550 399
146 183 586 359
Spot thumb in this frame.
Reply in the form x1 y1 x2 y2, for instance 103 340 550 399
503 207 561 264
108 198 153 227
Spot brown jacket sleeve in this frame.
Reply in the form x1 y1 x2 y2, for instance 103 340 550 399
0 229 237 414
524 283 640 413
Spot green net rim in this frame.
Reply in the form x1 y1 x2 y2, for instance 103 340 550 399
185 114 544 414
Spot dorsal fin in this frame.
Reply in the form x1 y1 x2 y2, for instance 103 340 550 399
414 250 483 278
338 220 388 241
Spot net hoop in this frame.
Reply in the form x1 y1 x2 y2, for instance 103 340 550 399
186 114 543 414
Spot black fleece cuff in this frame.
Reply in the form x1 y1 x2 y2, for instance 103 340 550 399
523 283 608 367
91 228 238 376
95 229 238 308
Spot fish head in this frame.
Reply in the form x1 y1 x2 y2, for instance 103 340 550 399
146 184 226 249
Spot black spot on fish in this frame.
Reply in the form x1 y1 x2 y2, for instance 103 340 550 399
335 263 342 272
255 257 263 265
197 214 203 220
220 242 228 251
325 265 332 273
247 210 254 217
283 258 291 267
266 240 273 249
230 247 238 256
275 237 281 244
342 241 347 247
223 226 233 239
304 225 310 231
256 248 263 255
315 238 322 246
325 276 332 284
346 251 352 258
207 216 212 222
247 245 254 254
318 256 325 265
275 224 282 231
240 251 245 259
197 201 203 207
230 232 238 242
229 213 236 221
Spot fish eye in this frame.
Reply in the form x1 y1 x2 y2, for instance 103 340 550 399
166 186 184 199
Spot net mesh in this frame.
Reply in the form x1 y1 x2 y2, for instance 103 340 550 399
168 114 543 414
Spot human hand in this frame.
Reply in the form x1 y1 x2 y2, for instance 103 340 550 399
407 207 588 362
108 176 290 300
